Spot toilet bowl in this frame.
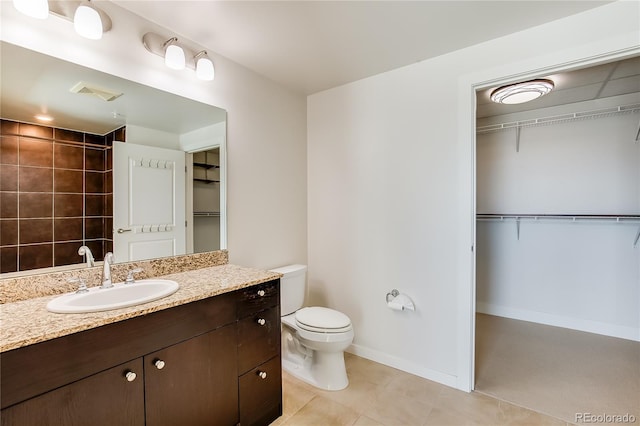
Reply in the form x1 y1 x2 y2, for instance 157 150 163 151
271 265 354 391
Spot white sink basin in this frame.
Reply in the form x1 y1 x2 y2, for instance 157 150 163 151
47 279 180 313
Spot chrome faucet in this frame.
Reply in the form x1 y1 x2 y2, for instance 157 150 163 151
78 246 95 268
101 252 114 289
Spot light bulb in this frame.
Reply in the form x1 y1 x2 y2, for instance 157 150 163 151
13 0 49 19
196 56 215 81
74 3 103 40
165 44 186 70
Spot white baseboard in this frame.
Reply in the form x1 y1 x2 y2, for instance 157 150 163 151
346 343 459 390
476 302 640 342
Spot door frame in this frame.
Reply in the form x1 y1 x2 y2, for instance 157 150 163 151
456 46 640 392
185 141 227 254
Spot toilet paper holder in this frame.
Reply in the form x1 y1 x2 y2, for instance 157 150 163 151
385 289 415 311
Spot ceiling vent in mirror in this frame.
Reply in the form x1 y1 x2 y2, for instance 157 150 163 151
70 81 123 102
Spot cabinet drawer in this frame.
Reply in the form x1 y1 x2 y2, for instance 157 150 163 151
237 280 279 318
237 307 280 374
239 357 282 426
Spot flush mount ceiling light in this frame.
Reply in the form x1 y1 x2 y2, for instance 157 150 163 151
490 79 555 104
12 0 49 19
143 32 215 81
35 114 54 122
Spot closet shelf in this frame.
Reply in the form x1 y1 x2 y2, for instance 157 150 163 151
193 162 220 169
477 214 640 222
194 211 220 217
477 214 640 248
476 103 640 134
194 178 220 184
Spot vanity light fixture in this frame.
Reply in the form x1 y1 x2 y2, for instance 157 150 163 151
73 1 105 40
13 0 49 19
490 79 555 104
163 38 186 70
195 51 215 81
142 32 215 81
14 0 113 39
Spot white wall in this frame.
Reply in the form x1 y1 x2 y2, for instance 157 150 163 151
476 110 640 341
0 1 307 270
125 124 181 150
307 1 639 390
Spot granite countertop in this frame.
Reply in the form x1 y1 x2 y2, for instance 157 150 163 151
0 264 282 353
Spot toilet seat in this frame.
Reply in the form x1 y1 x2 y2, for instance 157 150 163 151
295 307 352 333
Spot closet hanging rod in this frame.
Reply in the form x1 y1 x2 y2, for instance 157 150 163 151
477 213 640 222
476 103 640 134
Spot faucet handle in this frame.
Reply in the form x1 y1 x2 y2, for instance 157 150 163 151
125 268 144 284
67 277 89 294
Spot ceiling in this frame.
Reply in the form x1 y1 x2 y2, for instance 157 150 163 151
476 55 640 119
113 0 614 95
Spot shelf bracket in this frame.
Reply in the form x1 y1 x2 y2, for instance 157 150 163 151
516 217 521 241
635 116 640 143
634 227 640 249
515 125 521 153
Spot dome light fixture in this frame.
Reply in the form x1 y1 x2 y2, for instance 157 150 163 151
195 51 215 81
12 0 49 19
490 79 555 104
74 1 104 40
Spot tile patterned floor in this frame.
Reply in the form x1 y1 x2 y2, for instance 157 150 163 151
272 353 570 426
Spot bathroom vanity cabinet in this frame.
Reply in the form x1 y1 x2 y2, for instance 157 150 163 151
237 281 282 426
0 280 282 426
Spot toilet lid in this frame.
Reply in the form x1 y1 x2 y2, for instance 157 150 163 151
295 307 351 331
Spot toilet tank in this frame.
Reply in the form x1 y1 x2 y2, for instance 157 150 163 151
269 264 307 315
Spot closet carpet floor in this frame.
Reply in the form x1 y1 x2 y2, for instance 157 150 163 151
475 313 640 425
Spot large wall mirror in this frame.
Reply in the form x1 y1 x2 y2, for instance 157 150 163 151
0 41 227 276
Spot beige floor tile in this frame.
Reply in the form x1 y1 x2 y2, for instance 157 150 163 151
345 353 402 387
383 370 445 404
433 387 566 426
314 373 380 414
355 382 435 426
280 395 360 426
353 415 385 426
281 371 318 418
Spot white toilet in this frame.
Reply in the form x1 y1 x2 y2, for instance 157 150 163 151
270 264 354 391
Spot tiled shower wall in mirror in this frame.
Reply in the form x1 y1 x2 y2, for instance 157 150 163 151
0 119 123 273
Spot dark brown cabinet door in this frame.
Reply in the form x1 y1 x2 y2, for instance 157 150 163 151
144 324 239 426
239 356 282 426
0 359 144 426
237 306 280 374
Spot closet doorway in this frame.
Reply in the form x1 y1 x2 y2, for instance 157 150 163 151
473 56 640 423
186 146 225 254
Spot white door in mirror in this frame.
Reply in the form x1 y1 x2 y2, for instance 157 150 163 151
113 141 186 262
46 279 179 313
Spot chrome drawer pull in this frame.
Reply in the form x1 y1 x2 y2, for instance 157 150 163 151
154 359 166 370
257 318 266 326
257 289 265 297
257 371 267 379
125 371 137 382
